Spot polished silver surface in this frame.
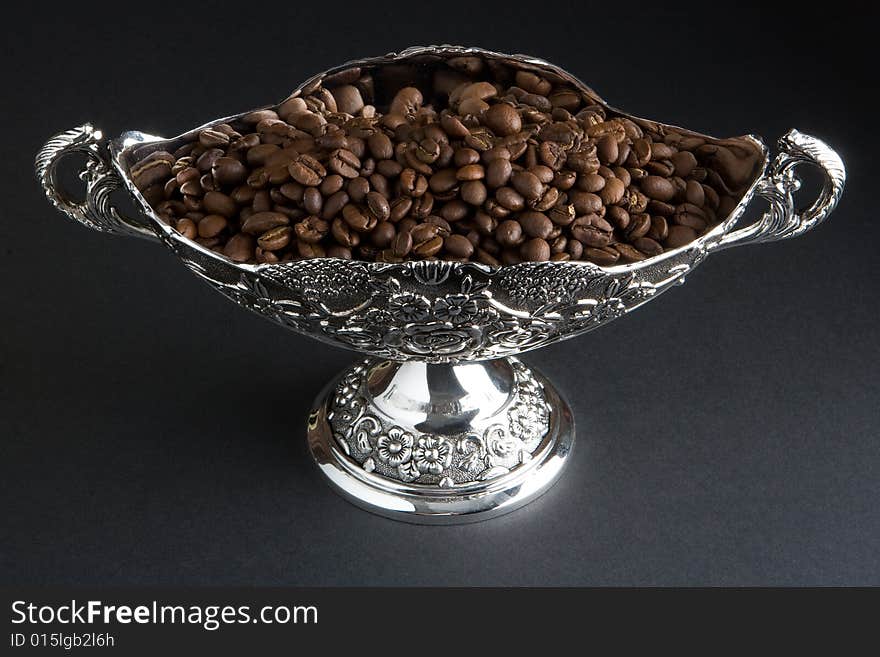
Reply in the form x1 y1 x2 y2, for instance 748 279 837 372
36 45 846 522
308 357 573 523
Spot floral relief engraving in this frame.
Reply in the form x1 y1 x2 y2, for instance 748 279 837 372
325 359 552 485
178 253 682 363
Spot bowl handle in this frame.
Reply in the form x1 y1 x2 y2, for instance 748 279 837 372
711 129 845 251
35 123 158 241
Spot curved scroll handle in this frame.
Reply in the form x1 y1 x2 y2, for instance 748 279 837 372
35 123 158 241
711 129 845 251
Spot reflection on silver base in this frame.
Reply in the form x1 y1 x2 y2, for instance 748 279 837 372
307 357 573 523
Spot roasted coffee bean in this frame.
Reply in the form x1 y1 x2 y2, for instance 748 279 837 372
518 211 553 239
347 176 370 202
486 158 512 188
571 191 603 215
223 233 255 262
332 217 360 247
665 224 698 248
511 171 542 200
202 191 237 217
632 236 664 256
614 243 647 262
391 230 413 257
175 217 198 239
606 205 630 230
599 177 625 205
303 187 324 215
241 211 289 234
521 237 551 262
641 175 676 202
483 103 522 136
584 246 619 266
198 214 227 238
626 213 652 240
365 191 390 221
329 149 361 178
648 215 669 242
294 216 329 243
496 219 523 246
258 226 292 251
496 187 525 211
131 151 174 190
445 234 475 258
461 181 488 206
321 190 350 220
548 203 576 226
571 219 612 247
342 203 378 232
370 221 396 248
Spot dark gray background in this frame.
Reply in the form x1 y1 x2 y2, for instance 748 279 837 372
2 2 877 586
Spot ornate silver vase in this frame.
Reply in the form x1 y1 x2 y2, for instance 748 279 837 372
36 46 845 523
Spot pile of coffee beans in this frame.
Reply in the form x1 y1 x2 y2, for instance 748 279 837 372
132 55 760 265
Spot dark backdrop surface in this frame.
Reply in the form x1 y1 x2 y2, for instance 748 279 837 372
1 2 877 585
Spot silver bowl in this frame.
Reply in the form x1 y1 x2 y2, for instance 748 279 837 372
36 45 845 523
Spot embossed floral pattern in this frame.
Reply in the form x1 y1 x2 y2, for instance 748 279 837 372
433 294 481 324
328 359 551 484
377 427 414 466
412 436 452 475
388 293 431 323
182 255 682 362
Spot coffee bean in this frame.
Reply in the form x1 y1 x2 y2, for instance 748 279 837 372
198 214 227 238
331 85 364 115
648 215 669 242
511 170 542 200
199 128 231 148
457 164 485 181
370 221 396 248
258 226 292 251
521 237 551 262
632 236 663 256
241 211 289 234
641 175 676 202
496 219 523 246
303 187 323 215
606 205 630 230
548 203 576 226
584 247 619 266
391 230 413 257
289 155 326 186
364 191 390 221
342 204 378 232
445 234 475 258
486 159 512 188
496 187 526 211
483 103 522 137
223 232 255 262
294 216 329 243
626 213 651 240
202 191 237 217
461 181 488 206
175 217 197 239
519 211 553 239
599 178 625 205
571 217 612 247
614 243 647 262
347 176 370 202
329 149 361 178
131 151 174 190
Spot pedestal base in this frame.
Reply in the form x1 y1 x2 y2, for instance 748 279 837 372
307 357 573 524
